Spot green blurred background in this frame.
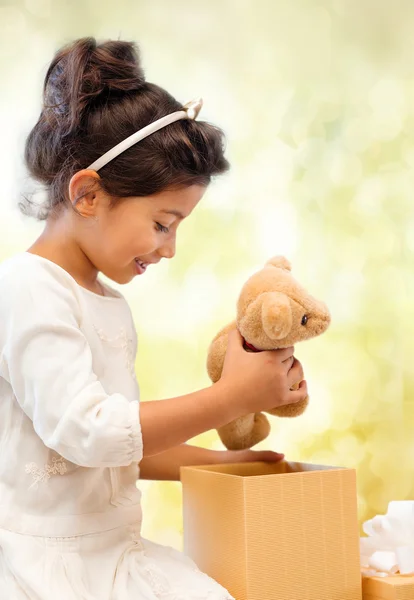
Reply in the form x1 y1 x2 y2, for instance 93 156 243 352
1 0 414 550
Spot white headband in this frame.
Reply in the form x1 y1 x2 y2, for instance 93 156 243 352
87 98 203 172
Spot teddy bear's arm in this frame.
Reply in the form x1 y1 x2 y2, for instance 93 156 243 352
217 412 271 450
206 320 237 383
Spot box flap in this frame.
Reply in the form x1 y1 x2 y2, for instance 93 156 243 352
362 574 414 600
181 460 346 478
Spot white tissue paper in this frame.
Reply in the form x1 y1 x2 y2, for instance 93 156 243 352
360 501 414 577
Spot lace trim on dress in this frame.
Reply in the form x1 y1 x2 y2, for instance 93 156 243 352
93 325 136 378
25 456 67 489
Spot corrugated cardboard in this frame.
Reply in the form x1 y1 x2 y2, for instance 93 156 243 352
362 574 414 600
181 460 362 600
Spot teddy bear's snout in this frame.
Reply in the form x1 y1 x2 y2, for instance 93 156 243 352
305 306 331 337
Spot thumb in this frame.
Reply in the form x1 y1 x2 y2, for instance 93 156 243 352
227 328 243 349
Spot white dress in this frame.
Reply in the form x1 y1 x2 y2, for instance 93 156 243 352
0 252 233 600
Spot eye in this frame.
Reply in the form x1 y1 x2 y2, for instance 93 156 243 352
301 315 308 326
155 222 170 234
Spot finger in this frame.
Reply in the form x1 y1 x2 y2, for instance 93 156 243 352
288 379 308 403
236 449 285 463
283 356 295 372
287 358 304 386
254 450 285 462
269 346 295 362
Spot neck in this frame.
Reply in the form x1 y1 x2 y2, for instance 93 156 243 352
28 218 100 293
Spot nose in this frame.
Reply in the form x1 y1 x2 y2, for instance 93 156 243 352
158 234 176 260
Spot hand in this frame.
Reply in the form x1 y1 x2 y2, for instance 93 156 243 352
220 329 308 415
220 448 285 464
288 357 305 390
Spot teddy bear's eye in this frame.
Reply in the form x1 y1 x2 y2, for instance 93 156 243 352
301 315 308 326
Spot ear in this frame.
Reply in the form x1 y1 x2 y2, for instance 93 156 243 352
261 291 292 340
68 170 103 218
265 256 292 271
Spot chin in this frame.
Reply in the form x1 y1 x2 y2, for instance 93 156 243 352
114 273 134 285
101 268 133 286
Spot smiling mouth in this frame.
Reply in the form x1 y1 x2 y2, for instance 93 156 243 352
135 258 148 274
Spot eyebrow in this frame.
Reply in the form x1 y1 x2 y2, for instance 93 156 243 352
160 209 185 220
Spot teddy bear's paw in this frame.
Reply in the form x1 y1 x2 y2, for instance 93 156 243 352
206 321 237 383
249 412 271 446
269 395 309 418
217 413 271 450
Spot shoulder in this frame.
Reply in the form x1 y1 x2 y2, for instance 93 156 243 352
0 253 83 318
0 252 78 291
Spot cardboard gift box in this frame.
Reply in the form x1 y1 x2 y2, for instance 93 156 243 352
181 461 362 600
362 574 414 600
360 500 414 599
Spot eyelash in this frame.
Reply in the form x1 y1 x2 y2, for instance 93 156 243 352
155 222 170 234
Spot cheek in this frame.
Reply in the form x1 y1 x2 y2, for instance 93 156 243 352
100 216 158 260
82 216 127 260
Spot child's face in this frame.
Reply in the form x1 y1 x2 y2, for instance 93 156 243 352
70 175 206 284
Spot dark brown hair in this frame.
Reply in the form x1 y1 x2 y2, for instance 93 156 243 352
23 37 229 219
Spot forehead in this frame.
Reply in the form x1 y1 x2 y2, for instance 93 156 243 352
151 185 206 215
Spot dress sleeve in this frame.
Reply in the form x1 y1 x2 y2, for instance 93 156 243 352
0 262 143 468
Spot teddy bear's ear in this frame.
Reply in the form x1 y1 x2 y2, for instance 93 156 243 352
261 291 293 340
265 256 292 271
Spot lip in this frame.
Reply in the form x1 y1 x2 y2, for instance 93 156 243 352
134 257 161 275
134 259 147 275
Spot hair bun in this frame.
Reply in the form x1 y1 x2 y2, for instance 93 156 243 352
43 37 146 135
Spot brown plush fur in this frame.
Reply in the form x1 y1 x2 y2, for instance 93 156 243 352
207 256 330 450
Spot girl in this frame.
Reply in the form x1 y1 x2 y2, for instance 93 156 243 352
0 38 307 599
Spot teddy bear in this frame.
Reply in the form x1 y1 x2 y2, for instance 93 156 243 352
206 256 331 450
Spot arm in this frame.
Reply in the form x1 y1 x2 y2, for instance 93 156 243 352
140 329 302 456
139 383 240 457
0 264 142 468
139 444 221 481
139 443 285 481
